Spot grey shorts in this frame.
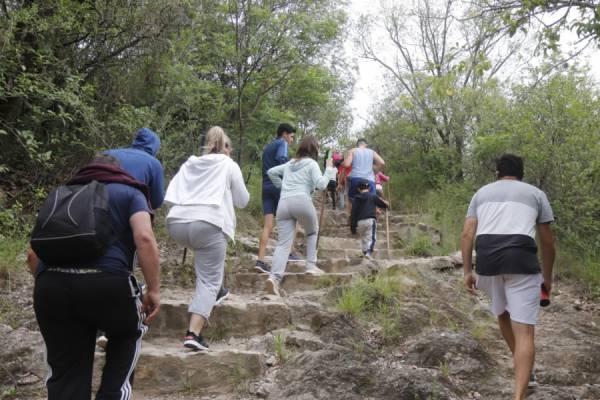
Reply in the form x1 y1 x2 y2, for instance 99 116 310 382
476 273 543 325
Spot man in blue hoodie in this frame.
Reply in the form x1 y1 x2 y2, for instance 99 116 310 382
105 128 165 210
98 128 165 350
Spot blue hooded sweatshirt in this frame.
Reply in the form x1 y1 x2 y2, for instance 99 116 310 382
105 128 165 209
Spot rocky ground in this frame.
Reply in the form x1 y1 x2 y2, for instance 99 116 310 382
1 209 599 400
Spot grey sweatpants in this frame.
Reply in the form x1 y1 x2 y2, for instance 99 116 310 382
166 220 227 320
272 195 318 281
357 218 377 254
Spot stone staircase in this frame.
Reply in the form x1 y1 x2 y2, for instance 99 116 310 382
107 208 454 398
10 205 600 399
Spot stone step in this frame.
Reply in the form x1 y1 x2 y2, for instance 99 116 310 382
320 225 441 245
281 258 365 273
378 256 461 272
317 236 392 251
317 248 408 260
146 292 291 340
263 241 394 254
258 242 406 260
236 219 433 254
226 272 355 294
95 339 264 396
322 221 440 235
316 210 421 222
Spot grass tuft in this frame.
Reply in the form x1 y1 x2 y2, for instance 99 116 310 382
405 234 434 257
274 333 288 363
0 236 28 283
337 275 400 315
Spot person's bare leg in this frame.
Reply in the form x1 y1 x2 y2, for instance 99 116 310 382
512 320 535 400
258 214 275 261
498 311 516 354
189 314 205 335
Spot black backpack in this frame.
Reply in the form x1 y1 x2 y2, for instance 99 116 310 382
30 180 113 266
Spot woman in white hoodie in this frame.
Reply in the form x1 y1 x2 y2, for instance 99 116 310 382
266 135 331 296
165 126 249 350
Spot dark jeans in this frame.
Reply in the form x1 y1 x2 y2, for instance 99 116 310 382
34 271 147 400
327 180 337 209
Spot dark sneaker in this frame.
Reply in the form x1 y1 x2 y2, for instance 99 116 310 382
288 253 302 261
184 331 209 351
254 260 271 274
215 287 229 305
528 372 538 388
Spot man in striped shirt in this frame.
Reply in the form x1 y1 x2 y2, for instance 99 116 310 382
461 154 555 400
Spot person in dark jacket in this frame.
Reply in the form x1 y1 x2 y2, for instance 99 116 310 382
351 179 389 259
105 128 165 209
100 127 165 349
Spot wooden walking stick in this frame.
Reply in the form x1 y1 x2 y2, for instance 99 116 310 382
385 181 391 255
316 150 330 250
386 179 392 212
385 207 391 255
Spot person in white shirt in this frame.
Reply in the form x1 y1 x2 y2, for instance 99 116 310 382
165 126 249 351
325 161 338 209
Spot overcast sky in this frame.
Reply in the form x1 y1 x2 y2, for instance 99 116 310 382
346 0 600 133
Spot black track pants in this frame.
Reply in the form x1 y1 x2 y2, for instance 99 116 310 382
327 180 337 209
34 271 147 400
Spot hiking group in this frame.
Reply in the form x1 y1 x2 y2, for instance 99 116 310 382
26 123 555 400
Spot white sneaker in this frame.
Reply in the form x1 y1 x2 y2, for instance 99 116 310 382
96 335 108 351
305 264 325 276
528 372 538 388
265 276 280 296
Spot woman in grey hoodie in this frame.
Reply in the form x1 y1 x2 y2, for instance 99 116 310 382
165 126 249 350
266 135 331 295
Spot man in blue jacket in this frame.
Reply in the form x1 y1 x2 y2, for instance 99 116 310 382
255 123 295 273
105 128 165 210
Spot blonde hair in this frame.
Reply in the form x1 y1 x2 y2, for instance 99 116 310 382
202 126 232 155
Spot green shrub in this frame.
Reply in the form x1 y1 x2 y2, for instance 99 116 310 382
406 234 434 257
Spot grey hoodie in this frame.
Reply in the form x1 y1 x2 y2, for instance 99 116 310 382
267 158 329 200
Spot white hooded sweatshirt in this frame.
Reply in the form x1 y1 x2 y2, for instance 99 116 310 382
165 153 249 240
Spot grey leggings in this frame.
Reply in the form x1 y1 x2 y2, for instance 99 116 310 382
166 220 227 320
272 195 318 281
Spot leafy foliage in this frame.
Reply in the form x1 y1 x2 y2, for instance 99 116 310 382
477 0 600 50
0 0 353 194
366 63 599 293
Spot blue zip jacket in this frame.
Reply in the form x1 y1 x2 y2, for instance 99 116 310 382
105 128 165 209
262 138 288 188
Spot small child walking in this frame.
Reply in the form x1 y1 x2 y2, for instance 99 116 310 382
350 179 389 258
325 162 338 209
